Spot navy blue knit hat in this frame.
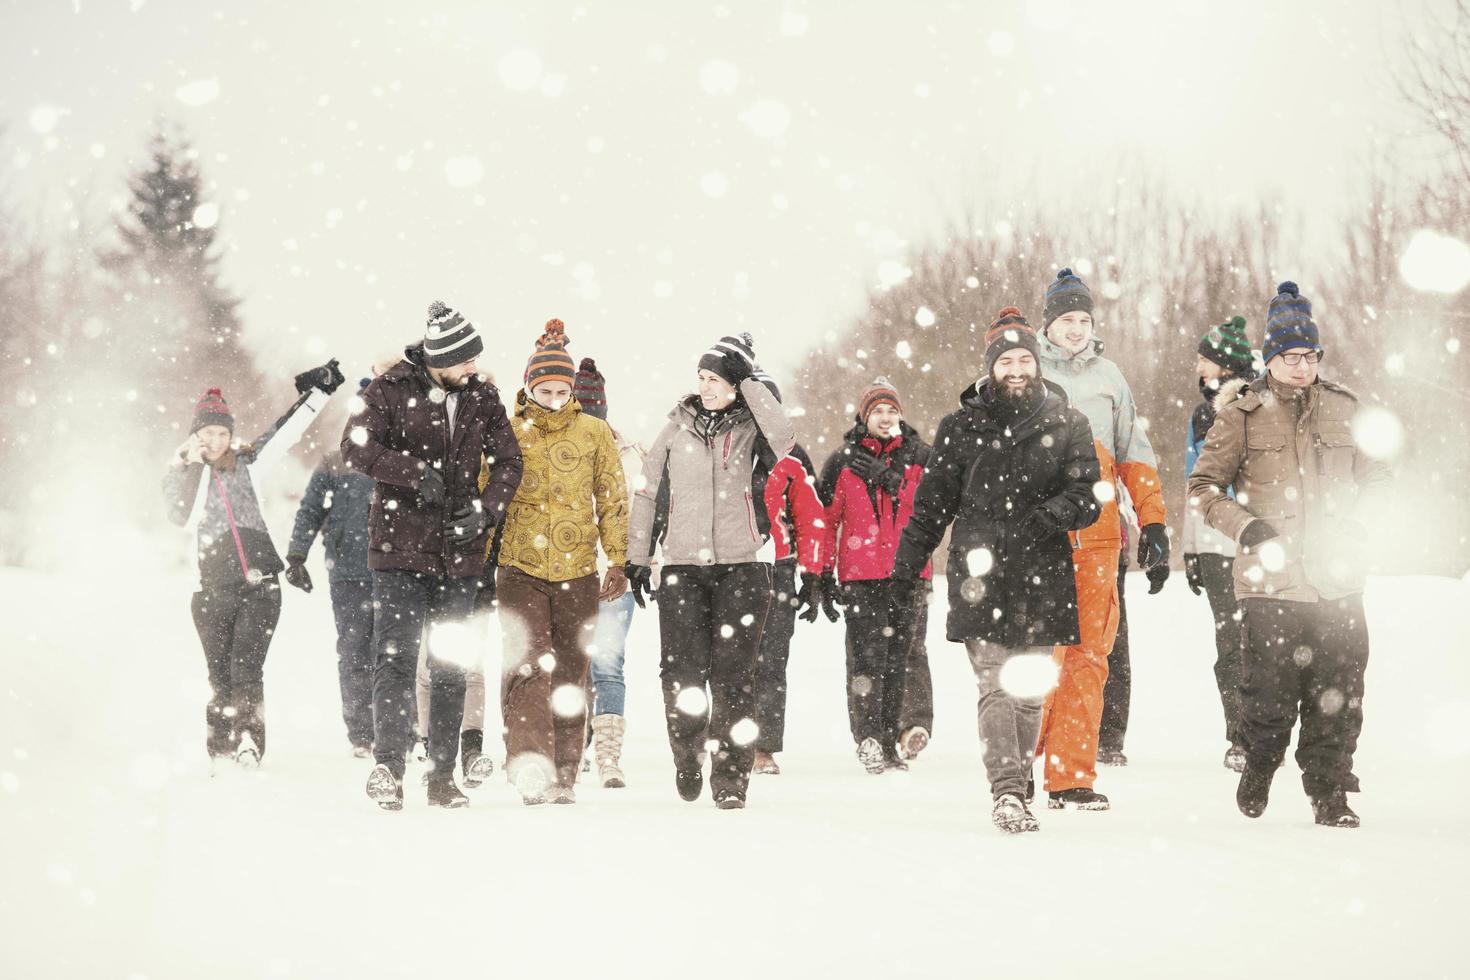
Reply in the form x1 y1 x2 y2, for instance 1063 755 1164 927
1263 281 1322 364
1043 267 1094 326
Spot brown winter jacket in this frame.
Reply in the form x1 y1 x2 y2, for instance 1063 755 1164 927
341 344 523 579
1187 374 1392 602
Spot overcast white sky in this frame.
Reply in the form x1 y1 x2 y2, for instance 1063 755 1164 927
0 0 1439 428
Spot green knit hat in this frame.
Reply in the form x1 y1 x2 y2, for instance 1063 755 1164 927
1199 316 1252 377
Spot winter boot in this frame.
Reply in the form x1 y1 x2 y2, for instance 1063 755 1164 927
234 733 261 770
882 744 910 772
461 730 494 789
408 737 429 766
366 764 403 812
1024 775 1035 804
753 751 781 775
591 714 627 789
1020 800 1041 833
1097 746 1128 767
548 784 577 805
1236 764 1274 818
714 789 746 810
675 768 704 802
991 794 1028 834
857 737 886 774
1223 744 1248 773
1311 790 1361 829
351 744 372 760
427 777 470 809
899 726 930 761
513 765 550 806
1047 787 1111 811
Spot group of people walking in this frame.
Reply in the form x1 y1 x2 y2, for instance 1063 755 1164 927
164 270 1388 832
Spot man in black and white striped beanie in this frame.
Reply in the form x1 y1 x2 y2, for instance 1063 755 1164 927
424 300 484 369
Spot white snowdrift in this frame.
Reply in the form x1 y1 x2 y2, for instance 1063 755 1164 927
1 567 1465 979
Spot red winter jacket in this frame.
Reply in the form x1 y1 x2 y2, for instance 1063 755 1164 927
763 447 824 570
819 422 933 583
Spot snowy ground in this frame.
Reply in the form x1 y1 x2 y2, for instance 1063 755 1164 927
2 565 1467 979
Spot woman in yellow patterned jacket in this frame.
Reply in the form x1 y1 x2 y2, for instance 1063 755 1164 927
497 319 629 805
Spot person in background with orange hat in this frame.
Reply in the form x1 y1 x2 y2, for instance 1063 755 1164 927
164 360 344 771
497 320 629 805
1034 267 1170 812
818 376 935 774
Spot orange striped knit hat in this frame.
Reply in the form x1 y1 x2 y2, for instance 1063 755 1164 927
525 319 577 390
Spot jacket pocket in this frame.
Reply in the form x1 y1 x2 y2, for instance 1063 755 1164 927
1244 431 1290 485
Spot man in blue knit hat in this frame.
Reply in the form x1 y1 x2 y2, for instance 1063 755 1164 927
1188 282 1391 829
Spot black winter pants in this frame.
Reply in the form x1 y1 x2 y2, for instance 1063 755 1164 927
1199 554 1245 745
192 578 282 759
843 579 917 749
753 561 798 753
329 577 376 750
900 597 934 735
371 570 476 780
1099 553 1131 752
657 562 772 798
1241 595 1369 799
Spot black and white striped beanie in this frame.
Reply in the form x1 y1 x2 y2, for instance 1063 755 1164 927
424 300 484 369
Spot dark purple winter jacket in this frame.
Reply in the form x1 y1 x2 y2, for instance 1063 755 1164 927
341 344 523 579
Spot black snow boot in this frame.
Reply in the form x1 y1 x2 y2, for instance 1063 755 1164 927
714 789 746 810
1097 746 1128 767
1311 790 1361 829
1236 764 1274 819
427 777 470 809
1047 788 1111 811
366 764 403 812
882 744 909 772
1024 776 1035 804
460 730 494 789
676 768 703 802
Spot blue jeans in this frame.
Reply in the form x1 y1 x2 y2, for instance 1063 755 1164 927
590 590 636 716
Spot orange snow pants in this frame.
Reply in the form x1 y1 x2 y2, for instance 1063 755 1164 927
1036 547 1122 793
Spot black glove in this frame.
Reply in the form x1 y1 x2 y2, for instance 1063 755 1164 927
294 358 346 396
1019 505 1063 542
713 332 756 386
284 555 312 593
849 451 903 495
474 558 497 613
819 571 842 622
1137 522 1170 570
889 573 924 630
625 563 654 608
418 467 447 508
1184 553 1204 596
1146 560 1170 595
447 503 489 546
1238 520 1279 551
796 571 822 624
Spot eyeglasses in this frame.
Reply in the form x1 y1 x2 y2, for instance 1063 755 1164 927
1278 351 1323 366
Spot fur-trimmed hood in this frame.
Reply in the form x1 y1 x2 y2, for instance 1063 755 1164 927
1212 376 1251 413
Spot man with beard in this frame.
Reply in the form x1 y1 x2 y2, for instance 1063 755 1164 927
1034 268 1170 811
891 308 1101 832
342 300 524 810
818 377 935 773
1183 315 1256 772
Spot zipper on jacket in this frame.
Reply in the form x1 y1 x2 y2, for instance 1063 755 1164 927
212 470 256 584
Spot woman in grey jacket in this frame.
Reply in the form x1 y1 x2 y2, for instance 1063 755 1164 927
625 333 795 809
163 364 341 769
